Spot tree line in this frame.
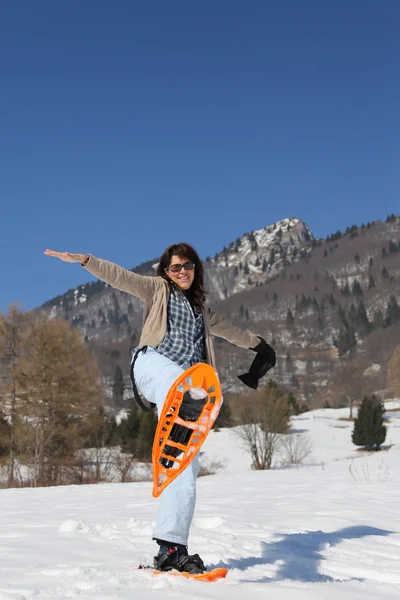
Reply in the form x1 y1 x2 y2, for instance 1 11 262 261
0 306 158 488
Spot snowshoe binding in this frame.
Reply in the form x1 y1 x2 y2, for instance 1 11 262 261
160 388 208 469
154 541 205 574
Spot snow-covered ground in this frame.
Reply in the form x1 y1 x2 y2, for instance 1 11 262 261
1 402 400 599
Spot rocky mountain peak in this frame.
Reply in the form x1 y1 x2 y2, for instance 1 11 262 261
205 217 314 299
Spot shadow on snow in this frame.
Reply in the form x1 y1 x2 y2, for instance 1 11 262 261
213 525 394 583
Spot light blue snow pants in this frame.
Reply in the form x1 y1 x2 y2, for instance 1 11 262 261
133 347 199 546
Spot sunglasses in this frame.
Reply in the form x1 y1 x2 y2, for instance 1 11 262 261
167 261 195 273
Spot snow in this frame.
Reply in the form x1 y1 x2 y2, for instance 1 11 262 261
364 364 382 376
1 404 400 599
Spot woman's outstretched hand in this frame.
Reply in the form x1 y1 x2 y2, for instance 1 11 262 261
44 250 87 264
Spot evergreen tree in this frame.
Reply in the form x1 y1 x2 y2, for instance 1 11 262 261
347 301 368 337
311 296 320 310
262 257 268 272
330 230 342 241
286 309 294 326
286 392 308 415
214 398 232 429
135 411 157 460
385 295 400 327
381 266 389 279
287 392 299 415
355 301 372 337
86 406 119 449
341 283 351 296
333 323 357 356
337 303 347 323
348 303 357 323
112 365 125 406
373 309 384 329
352 396 386 450
351 280 363 296
117 403 141 454
298 294 308 310
368 275 375 289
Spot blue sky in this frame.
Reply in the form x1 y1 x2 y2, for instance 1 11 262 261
1 0 398 311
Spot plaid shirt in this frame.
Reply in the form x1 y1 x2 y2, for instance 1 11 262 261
157 286 206 366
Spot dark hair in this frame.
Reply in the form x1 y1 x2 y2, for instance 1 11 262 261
157 242 206 308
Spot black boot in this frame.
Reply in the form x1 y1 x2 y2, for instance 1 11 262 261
160 389 208 469
153 540 205 574
178 388 208 421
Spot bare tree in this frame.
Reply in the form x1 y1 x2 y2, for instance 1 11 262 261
387 346 400 399
81 406 118 482
235 381 290 470
18 312 104 486
114 452 138 483
0 306 33 485
331 357 373 418
279 433 313 466
0 409 10 462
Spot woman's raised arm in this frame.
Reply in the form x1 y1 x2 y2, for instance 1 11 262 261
44 249 161 301
44 249 88 264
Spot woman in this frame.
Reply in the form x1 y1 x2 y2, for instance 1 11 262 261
44 243 275 573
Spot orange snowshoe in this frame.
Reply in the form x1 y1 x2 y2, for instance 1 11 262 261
152 362 222 497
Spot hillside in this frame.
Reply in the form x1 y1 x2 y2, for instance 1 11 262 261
40 214 400 408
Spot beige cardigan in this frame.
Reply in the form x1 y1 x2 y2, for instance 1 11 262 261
84 255 259 369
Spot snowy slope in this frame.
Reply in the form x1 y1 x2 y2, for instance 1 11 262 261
1 403 400 599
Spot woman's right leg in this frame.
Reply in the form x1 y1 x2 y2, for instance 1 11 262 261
133 348 199 546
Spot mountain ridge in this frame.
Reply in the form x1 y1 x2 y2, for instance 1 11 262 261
39 213 400 409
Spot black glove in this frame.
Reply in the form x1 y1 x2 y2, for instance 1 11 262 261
237 337 276 390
